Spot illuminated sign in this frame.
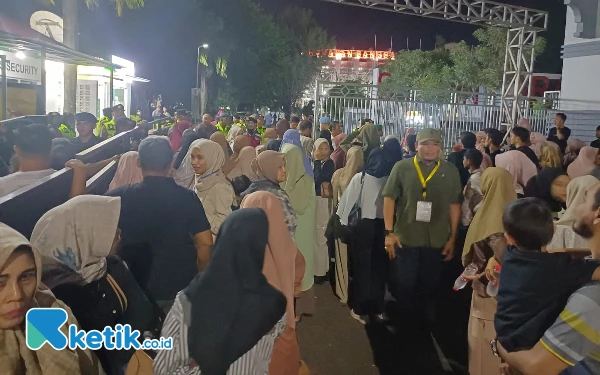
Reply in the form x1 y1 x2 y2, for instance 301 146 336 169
308 49 395 60
0 50 42 82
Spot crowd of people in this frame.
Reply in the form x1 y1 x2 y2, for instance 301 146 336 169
2 107 600 375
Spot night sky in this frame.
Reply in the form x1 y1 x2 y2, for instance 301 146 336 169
1 0 566 107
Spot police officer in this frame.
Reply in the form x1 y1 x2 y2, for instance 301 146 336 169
59 113 76 139
96 108 114 139
71 112 102 153
216 113 233 135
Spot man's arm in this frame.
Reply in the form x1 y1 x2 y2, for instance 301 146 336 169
383 197 396 235
443 203 461 260
193 230 213 271
498 341 569 375
339 128 361 152
86 155 120 177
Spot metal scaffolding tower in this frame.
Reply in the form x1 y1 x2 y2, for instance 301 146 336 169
321 0 549 126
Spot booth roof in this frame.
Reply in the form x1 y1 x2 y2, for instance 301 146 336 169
0 12 121 69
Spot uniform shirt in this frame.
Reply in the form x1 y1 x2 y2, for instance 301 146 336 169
541 282 600 374
382 155 462 248
70 135 102 154
547 127 571 154
105 176 211 302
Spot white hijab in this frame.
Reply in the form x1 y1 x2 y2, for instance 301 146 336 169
30 195 121 289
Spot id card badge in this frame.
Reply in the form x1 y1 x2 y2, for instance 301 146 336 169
416 201 433 223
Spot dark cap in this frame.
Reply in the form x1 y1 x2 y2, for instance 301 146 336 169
75 112 97 124
112 104 125 111
416 128 442 143
220 113 233 119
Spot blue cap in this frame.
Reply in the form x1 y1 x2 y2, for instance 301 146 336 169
319 117 331 124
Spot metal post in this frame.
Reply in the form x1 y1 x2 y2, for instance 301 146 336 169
109 68 114 108
196 46 200 89
0 55 6 121
40 48 46 115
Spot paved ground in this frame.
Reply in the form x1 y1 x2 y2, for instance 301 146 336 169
297 260 472 375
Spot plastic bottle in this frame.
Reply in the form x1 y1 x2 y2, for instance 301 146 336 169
453 263 479 291
486 265 502 297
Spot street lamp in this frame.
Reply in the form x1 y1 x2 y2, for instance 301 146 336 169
196 44 209 89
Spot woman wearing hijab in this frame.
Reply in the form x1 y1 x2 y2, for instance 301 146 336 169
153 209 287 375
281 129 314 178
170 119 191 152
30 195 158 375
331 134 347 170
461 168 517 375
524 167 571 214
337 139 402 322
332 146 365 207
0 223 104 375
340 123 381 160
173 139 202 189
190 139 236 237
548 175 597 250
281 143 317 318
243 150 296 236
226 125 244 148
402 128 416 152
313 138 335 281
227 146 258 181
108 151 144 190
210 131 233 157
266 138 282 152
495 150 538 197
567 146 599 178
563 139 586 170
241 192 306 375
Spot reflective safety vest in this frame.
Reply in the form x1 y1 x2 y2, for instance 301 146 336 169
130 115 142 123
216 121 231 135
256 126 266 136
233 121 246 130
96 117 116 138
59 124 76 138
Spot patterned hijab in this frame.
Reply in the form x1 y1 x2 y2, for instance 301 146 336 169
0 224 101 375
30 195 121 289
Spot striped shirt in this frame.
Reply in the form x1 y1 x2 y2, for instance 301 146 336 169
541 282 600 374
153 293 286 375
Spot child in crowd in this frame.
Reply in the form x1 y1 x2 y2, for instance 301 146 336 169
495 198 600 352
461 149 484 227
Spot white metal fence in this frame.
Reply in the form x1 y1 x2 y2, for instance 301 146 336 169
313 81 600 151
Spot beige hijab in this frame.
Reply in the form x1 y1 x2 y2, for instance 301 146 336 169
333 145 364 194
556 175 599 226
108 151 143 190
241 191 305 329
227 146 258 181
210 132 235 176
192 139 230 196
252 150 285 183
313 138 331 161
173 138 203 189
0 224 103 375
31 195 121 289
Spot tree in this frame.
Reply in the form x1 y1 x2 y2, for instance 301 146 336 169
380 27 547 100
48 0 145 114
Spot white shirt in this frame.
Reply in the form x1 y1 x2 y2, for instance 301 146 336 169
337 172 388 226
0 169 55 198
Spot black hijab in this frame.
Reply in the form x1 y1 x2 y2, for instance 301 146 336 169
184 208 286 375
364 138 402 178
524 167 566 212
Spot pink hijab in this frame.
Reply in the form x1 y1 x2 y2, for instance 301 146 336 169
109 151 144 190
495 150 538 195
517 118 532 131
330 133 347 170
170 120 191 152
227 146 259 180
568 146 599 178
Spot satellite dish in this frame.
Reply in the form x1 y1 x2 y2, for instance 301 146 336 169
30 11 64 44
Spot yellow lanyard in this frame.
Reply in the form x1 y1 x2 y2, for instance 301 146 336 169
413 156 441 199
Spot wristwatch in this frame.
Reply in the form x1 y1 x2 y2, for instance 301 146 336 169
490 339 500 357
384 229 394 236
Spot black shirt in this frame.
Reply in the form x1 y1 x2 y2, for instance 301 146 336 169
106 176 211 301
547 127 571 154
516 145 541 170
495 247 598 352
487 149 504 167
447 149 470 188
69 135 102 154
313 159 335 196
591 139 600 149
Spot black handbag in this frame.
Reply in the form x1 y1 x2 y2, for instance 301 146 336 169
347 174 364 230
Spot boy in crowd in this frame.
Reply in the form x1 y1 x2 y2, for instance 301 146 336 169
461 149 484 227
494 198 600 352
510 126 541 170
484 128 504 167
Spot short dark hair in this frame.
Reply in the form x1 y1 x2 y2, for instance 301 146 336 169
511 126 530 144
14 124 53 156
596 125 600 131
299 120 313 132
460 132 477 149
291 116 300 124
485 128 504 147
232 175 252 196
138 136 173 171
406 134 417 152
464 149 483 168
332 120 341 129
361 118 373 126
556 113 567 122
503 198 554 250
102 108 113 117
